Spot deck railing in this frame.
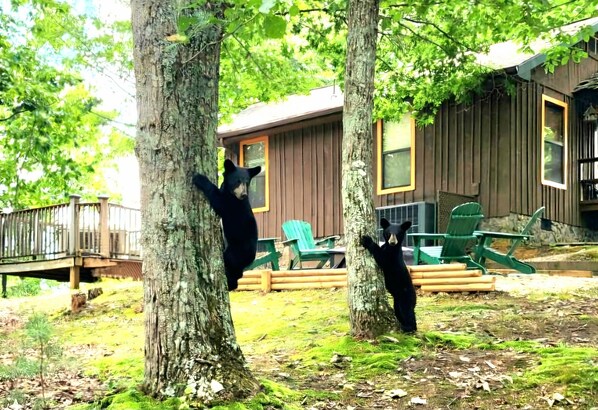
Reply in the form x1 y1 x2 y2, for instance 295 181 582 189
579 157 598 202
0 195 141 263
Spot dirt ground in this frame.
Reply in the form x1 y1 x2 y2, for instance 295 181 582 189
1 246 597 409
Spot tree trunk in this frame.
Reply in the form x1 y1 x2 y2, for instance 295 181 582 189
131 1 259 402
342 0 395 339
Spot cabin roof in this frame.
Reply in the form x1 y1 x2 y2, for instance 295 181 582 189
218 17 598 139
476 17 598 80
218 86 343 139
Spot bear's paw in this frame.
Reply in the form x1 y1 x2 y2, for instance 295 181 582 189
192 173 211 191
360 235 374 248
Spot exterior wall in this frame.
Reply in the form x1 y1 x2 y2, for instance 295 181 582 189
226 114 344 239
223 56 598 240
375 91 513 219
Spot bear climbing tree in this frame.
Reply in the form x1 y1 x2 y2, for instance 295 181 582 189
193 159 261 291
361 218 417 332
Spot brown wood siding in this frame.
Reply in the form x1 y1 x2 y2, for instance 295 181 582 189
373 91 513 220
531 54 598 96
239 115 344 239
224 56 597 237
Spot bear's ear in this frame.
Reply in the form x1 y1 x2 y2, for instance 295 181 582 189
223 159 237 174
248 166 261 178
401 221 413 231
380 218 390 229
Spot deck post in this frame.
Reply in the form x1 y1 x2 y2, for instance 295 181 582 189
98 195 110 258
69 195 81 256
70 265 80 289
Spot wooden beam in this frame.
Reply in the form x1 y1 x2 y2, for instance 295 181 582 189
0 258 75 274
271 268 347 277
83 258 118 268
272 275 348 284
408 263 468 272
413 276 495 286
70 265 80 289
410 269 483 279
98 195 110 257
272 281 347 290
261 269 272 293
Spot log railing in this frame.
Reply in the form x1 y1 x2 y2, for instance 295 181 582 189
0 195 141 263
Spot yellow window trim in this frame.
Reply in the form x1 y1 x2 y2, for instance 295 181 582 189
239 135 270 213
540 95 568 190
376 118 416 195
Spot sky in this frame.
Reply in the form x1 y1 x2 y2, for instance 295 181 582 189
81 0 140 208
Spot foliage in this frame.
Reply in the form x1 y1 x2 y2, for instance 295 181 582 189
273 0 598 122
5 278 42 297
0 313 62 409
0 0 134 210
24 312 62 407
4 277 60 297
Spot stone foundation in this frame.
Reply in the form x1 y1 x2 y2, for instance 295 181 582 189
478 213 598 244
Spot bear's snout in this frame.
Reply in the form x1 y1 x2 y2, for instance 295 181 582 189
233 183 248 200
388 234 398 246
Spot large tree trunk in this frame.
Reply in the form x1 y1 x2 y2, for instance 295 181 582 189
342 0 395 339
131 1 259 402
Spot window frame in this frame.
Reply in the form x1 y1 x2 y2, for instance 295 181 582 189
376 117 416 195
239 135 270 213
541 95 568 190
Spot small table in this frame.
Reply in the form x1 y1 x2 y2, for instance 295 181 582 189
327 247 346 268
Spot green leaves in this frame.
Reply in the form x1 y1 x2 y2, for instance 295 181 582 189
263 15 287 38
259 0 277 14
0 0 134 210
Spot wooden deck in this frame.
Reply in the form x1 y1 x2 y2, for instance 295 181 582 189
1 195 141 294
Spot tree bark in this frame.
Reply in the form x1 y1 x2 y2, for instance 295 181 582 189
131 1 259 402
342 0 396 339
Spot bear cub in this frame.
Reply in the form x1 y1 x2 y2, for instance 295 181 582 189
361 218 417 332
193 159 261 291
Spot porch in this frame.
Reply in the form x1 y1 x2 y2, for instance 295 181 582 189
579 157 598 212
0 195 141 293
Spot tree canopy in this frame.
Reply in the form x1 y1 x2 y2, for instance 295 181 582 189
278 0 598 122
0 0 134 210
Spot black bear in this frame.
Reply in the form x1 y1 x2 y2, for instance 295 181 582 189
361 218 417 332
193 159 261 291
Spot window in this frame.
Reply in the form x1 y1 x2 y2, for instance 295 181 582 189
239 136 269 212
377 115 415 194
541 95 568 189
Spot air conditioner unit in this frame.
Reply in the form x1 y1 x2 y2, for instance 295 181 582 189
375 202 435 247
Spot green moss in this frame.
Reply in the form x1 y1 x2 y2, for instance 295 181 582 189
300 334 420 379
477 340 542 351
517 346 598 394
421 331 481 349
106 389 179 410
210 380 303 410
425 303 502 313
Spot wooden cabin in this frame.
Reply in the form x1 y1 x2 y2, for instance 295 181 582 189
218 18 598 244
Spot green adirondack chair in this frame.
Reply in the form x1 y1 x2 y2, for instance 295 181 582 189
473 206 545 274
282 220 339 269
245 237 281 271
409 202 487 273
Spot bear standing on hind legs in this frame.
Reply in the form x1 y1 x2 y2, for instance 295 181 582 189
361 218 417 332
192 159 261 291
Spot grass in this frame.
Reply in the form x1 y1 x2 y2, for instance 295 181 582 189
1 276 598 409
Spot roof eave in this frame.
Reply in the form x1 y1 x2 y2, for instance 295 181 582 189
218 105 343 140
513 53 547 81
512 19 598 81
